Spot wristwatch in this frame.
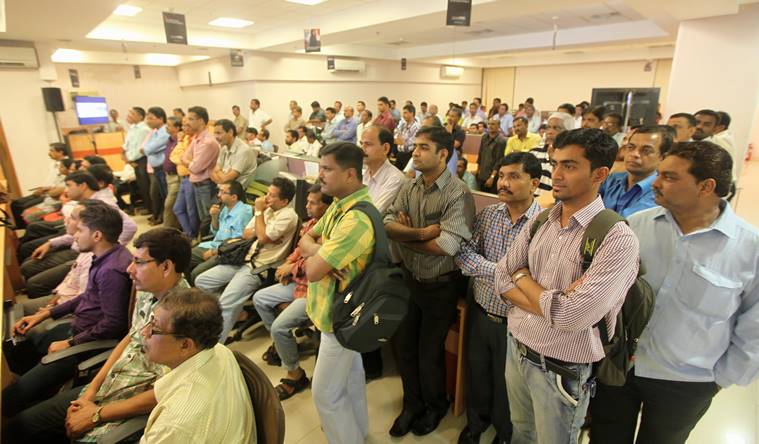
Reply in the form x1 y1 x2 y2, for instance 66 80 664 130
513 271 529 284
254 210 263 217
91 406 103 424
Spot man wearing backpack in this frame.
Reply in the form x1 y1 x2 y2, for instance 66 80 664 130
299 142 375 444
495 128 640 444
384 126 475 437
590 141 759 444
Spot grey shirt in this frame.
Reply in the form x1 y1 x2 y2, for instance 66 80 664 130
217 138 257 188
384 168 475 279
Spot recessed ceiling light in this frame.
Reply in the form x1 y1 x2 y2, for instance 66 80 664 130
208 17 254 28
113 5 142 16
286 0 328 5
51 48 84 63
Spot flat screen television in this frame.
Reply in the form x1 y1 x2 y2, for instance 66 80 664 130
73 96 109 125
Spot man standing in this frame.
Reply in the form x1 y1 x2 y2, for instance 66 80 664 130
362 126 407 213
298 143 375 444
211 119 257 188
232 105 248 138
476 118 508 192
394 104 421 169
590 142 759 443
356 100 366 115
171 117 199 238
455 152 543 444
666 112 697 143
356 110 373 144
322 107 339 144
384 126 475 437
332 105 358 143
284 105 306 132
181 106 220 236
496 103 514 137
248 98 272 131
143 107 170 225
506 116 542 154
600 125 673 217
531 112 575 196
123 106 152 214
162 117 182 229
524 103 542 134
463 103 484 129
495 128 639 444
374 96 397 132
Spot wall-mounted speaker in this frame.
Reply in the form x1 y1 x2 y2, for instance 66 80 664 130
41 87 65 112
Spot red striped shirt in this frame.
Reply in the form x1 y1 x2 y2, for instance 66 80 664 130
494 196 639 363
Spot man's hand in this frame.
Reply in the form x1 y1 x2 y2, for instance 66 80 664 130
485 176 495 188
254 196 267 212
202 249 218 260
420 224 441 242
328 268 348 281
275 262 294 283
566 278 583 293
13 310 49 336
32 187 49 197
209 204 220 217
397 211 413 227
65 398 99 438
31 241 52 260
48 339 71 354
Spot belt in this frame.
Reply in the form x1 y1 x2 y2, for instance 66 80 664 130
191 179 213 187
404 268 460 285
514 338 580 380
474 302 507 324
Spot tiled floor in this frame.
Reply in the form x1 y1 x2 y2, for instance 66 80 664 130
125 159 759 443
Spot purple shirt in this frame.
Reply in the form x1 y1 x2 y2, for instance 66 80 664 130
49 244 133 345
163 135 179 175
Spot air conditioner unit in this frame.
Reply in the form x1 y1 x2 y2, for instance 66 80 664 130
0 44 39 68
328 59 365 73
440 65 463 79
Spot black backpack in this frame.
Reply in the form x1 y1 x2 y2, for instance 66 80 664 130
331 201 410 353
529 208 655 386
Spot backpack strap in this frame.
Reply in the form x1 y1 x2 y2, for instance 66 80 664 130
344 200 391 265
529 209 551 241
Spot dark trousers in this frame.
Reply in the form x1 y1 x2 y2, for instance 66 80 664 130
11 195 43 228
133 157 152 212
3 385 80 442
148 166 167 219
361 349 383 377
465 304 512 440
2 324 78 417
21 249 78 297
395 275 459 415
18 222 65 261
476 177 496 194
589 370 720 444
188 246 219 285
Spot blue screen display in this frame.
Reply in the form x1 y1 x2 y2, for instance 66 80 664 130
74 96 109 125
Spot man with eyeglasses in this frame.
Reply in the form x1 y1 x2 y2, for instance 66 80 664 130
4 228 191 443
599 125 674 217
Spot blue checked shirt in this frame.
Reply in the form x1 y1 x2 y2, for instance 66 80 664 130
456 200 542 317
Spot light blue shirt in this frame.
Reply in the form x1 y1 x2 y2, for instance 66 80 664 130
498 113 514 135
599 171 658 217
322 118 339 144
124 122 150 162
630 203 759 388
332 117 358 143
199 201 253 250
142 125 170 168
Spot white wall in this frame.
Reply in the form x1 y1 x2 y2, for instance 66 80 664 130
0 69 58 191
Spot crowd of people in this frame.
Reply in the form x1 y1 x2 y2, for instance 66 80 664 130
3 93 757 444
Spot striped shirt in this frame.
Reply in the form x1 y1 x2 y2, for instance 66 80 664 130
456 200 542 317
494 196 639 363
530 145 553 195
306 187 375 332
384 169 475 279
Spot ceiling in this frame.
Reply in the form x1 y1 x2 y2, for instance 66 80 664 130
0 0 753 67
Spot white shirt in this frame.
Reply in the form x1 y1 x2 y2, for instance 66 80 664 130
363 159 406 213
356 121 371 144
245 206 299 267
462 113 484 129
141 344 256 444
305 139 323 157
248 108 271 131
527 114 542 133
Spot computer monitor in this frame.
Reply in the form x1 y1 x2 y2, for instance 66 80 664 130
73 96 109 125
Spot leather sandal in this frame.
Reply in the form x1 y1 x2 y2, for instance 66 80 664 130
275 374 310 400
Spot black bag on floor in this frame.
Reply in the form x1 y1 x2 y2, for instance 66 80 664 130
331 201 409 353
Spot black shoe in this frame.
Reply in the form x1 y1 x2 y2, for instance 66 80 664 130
365 370 382 382
389 409 420 437
411 409 446 436
491 435 511 444
457 426 481 444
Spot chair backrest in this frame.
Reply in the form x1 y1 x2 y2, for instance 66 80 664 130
233 351 285 444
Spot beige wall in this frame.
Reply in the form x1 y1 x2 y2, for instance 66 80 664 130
483 59 672 113
482 67 515 113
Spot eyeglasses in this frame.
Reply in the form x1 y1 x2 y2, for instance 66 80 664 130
131 257 158 266
142 313 185 338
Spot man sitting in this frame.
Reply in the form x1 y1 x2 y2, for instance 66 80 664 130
3 227 191 442
196 177 299 342
140 288 255 443
253 184 332 400
4 200 133 417
188 181 253 284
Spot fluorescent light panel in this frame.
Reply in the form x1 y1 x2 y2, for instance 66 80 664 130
113 4 142 16
51 48 84 63
208 17 254 28
286 0 328 5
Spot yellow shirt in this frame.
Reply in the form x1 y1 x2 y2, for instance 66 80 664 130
505 133 542 154
169 135 192 177
140 344 256 444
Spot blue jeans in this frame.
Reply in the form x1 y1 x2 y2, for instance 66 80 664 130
506 334 593 444
195 264 263 342
192 180 216 235
252 284 309 371
173 177 198 237
312 332 368 444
